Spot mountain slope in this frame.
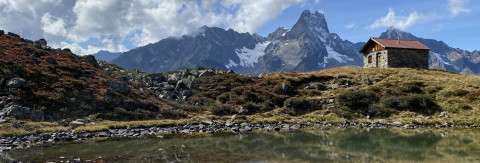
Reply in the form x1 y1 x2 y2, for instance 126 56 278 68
379 27 480 74
112 26 263 74
0 31 182 121
112 10 363 75
252 10 362 74
92 50 121 62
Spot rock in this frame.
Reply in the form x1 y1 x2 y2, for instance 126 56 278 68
337 74 348 78
199 69 215 78
425 116 433 120
7 32 19 37
227 70 235 74
7 77 29 88
45 57 57 64
414 118 422 123
226 114 236 127
377 119 386 124
1 105 44 121
392 122 402 126
321 126 329 130
34 39 48 49
0 78 5 88
108 81 130 94
175 80 187 90
281 83 289 92
0 30 4 35
57 119 69 126
363 78 373 85
79 55 100 68
69 120 85 128
439 111 449 118
330 83 338 89
258 73 264 78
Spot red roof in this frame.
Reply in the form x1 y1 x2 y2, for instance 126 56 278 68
360 37 430 53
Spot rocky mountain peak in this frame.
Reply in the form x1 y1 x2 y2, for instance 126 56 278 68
267 27 289 41
380 26 416 40
287 10 329 38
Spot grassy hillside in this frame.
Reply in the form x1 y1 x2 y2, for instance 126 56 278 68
188 67 480 124
1 32 480 135
0 32 183 121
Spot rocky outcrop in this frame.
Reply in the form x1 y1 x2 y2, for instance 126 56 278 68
34 39 48 49
6 77 28 89
0 105 44 121
131 68 230 103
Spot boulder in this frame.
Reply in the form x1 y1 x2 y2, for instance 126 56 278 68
57 119 69 126
227 70 235 74
79 55 99 68
7 77 28 88
0 78 5 88
7 32 19 37
108 81 130 94
34 39 48 49
0 30 4 35
1 105 44 121
281 83 289 92
69 120 85 129
337 74 348 78
45 57 57 64
199 69 215 78
363 78 373 85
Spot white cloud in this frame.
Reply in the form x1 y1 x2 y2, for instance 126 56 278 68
447 0 470 16
221 0 305 33
0 0 305 55
367 8 422 30
345 23 357 29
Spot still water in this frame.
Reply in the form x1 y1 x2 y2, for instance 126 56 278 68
2 128 480 162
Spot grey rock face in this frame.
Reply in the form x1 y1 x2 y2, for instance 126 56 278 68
1 105 44 121
7 78 28 88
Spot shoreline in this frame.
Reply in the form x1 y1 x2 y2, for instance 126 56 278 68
2 121 480 152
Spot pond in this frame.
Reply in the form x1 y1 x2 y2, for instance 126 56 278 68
2 128 480 162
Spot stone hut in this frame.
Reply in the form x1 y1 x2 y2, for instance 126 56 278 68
359 38 430 69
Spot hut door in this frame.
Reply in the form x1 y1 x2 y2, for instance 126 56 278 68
376 52 382 68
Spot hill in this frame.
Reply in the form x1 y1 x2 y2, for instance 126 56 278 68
0 31 184 121
1 31 480 136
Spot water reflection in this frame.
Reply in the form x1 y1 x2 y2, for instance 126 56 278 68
2 128 480 162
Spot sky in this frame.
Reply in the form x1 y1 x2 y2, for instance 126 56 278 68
0 0 478 56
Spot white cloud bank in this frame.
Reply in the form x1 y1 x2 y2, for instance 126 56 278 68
0 0 304 55
367 8 422 30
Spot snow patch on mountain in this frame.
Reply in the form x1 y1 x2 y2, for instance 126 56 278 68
226 59 238 69
319 46 354 67
232 41 270 68
432 52 451 65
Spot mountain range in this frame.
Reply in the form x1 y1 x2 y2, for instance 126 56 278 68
105 10 478 75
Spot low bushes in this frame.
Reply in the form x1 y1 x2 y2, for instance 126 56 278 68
284 97 321 115
336 90 440 119
443 89 469 97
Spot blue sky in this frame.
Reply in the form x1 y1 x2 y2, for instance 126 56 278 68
258 0 479 51
0 0 477 55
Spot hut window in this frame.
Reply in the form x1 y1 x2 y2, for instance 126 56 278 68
368 56 372 63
